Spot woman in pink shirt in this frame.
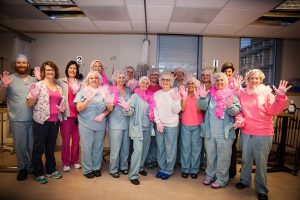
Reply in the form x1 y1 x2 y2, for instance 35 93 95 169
235 69 290 200
27 61 66 184
179 77 204 179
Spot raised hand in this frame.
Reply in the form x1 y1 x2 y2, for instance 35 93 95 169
69 78 80 94
84 87 95 101
156 122 164 133
171 88 181 101
233 75 243 91
94 113 105 122
198 84 209 97
179 85 188 100
272 80 292 95
224 95 235 108
33 66 41 80
29 83 40 99
118 97 130 111
0 71 11 87
56 101 67 112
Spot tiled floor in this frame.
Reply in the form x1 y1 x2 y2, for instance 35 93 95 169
0 151 299 200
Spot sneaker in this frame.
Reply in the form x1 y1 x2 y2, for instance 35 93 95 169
36 176 48 184
235 182 249 190
120 169 128 175
203 177 214 185
63 165 70 172
139 170 147 176
156 171 163 178
130 179 140 185
46 171 62 179
93 170 101 177
17 170 28 181
84 172 94 179
160 173 170 180
74 163 81 169
181 173 189 178
211 182 223 189
110 172 120 178
190 173 198 179
258 193 268 200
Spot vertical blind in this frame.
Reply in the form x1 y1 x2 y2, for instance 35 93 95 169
158 34 199 75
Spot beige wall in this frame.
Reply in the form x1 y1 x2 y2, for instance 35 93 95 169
202 37 240 72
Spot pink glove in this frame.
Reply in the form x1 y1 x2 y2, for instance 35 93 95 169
33 66 41 81
179 86 188 100
171 88 181 101
84 87 95 101
156 122 164 133
94 113 105 122
233 75 243 91
0 71 11 87
198 84 209 97
224 95 235 108
234 114 245 129
69 79 80 94
29 83 40 99
56 101 67 112
118 97 130 111
272 80 292 95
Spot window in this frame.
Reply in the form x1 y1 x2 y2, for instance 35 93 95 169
240 38 278 85
157 34 200 76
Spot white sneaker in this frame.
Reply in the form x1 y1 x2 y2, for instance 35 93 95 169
74 163 81 169
63 165 70 172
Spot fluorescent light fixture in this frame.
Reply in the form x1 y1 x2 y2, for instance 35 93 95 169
275 0 300 11
25 0 75 5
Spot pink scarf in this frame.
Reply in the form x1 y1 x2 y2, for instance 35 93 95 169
134 88 155 121
210 86 233 119
109 86 120 106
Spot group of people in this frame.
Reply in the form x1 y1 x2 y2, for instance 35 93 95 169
0 54 291 200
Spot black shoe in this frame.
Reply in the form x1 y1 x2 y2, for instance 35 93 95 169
139 170 147 176
190 173 198 179
120 169 129 175
130 179 140 185
93 170 101 177
110 172 120 178
84 172 95 179
235 182 249 190
17 170 28 181
258 193 268 200
181 173 189 178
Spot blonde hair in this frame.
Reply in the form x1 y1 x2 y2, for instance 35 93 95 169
211 72 228 85
245 69 265 85
83 71 102 87
159 71 175 87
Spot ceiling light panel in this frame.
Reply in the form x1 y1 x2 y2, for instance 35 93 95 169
80 6 130 21
172 7 220 23
25 0 75 5
74 0 124 6
176 0 227 9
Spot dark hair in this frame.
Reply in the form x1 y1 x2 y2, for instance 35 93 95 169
40 61 59 80
221 62 235 73
65 60 80 78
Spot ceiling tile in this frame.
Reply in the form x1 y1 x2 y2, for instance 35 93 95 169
0 0 27 4
126 0 176 6
80 6 130 21
0 19 27 31
147 6 173 21
127 5 144 21
176 0 228 9
55 19 98 31
225 0 282 11
237 25 282 37
94 21 132 32
168 22 207 34
202 24 245 35
17 20 64 32
172 7 220 23
74 0 124 6
211 8 266 25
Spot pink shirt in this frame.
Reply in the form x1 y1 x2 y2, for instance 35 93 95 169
147 84 161 94
181 95 204 126
239 89 288 136
47 87 62 122
68 84 78 117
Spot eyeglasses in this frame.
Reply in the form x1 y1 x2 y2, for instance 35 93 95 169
201 74 210 77
161 78 171 82
45 69 55 72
